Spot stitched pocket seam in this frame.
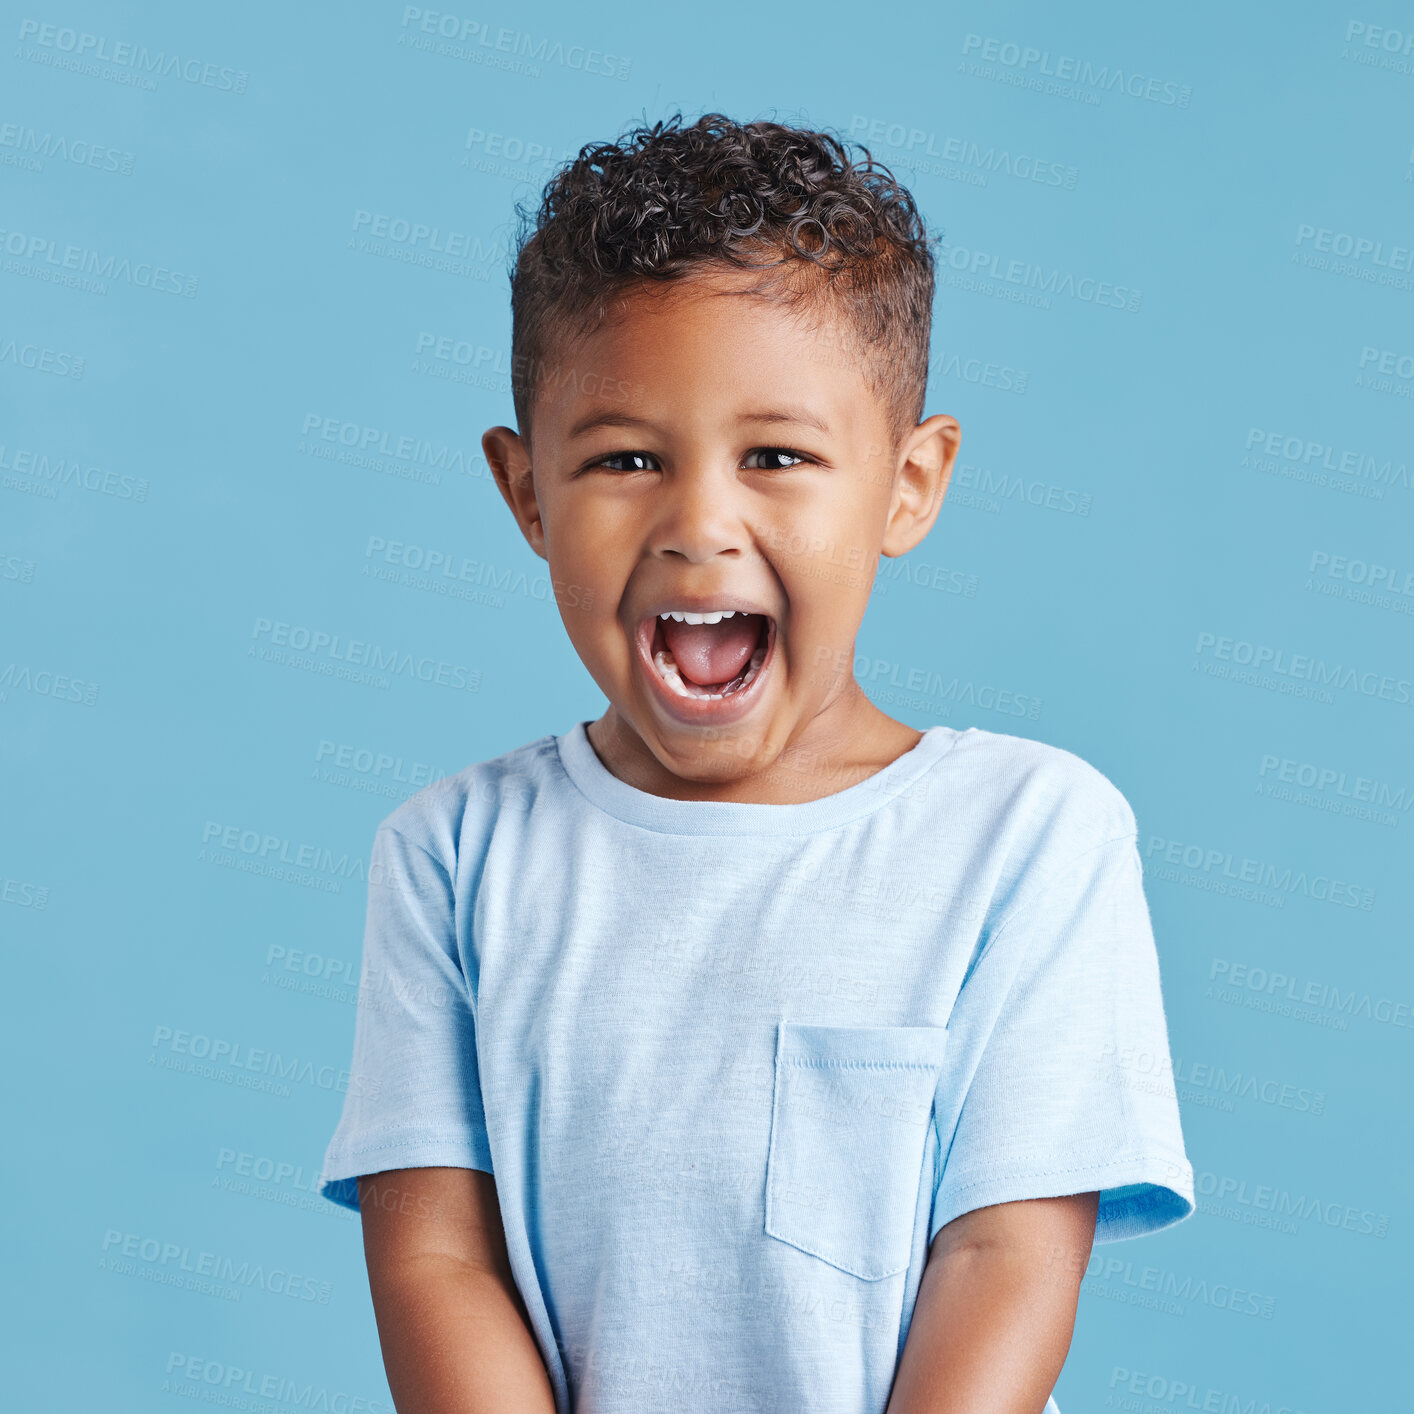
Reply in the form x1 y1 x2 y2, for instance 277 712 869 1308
766 1031 945 1281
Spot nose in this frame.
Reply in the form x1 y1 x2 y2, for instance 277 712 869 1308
648 464 748 564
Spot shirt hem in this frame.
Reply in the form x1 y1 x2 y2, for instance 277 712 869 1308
931 1152 1195 1245
320 1131 495 1211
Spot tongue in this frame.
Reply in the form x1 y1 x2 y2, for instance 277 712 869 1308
660 614 763 687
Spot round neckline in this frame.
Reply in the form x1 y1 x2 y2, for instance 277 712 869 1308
554 720 965 836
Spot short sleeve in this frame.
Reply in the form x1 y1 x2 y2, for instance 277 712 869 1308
318 823 493 1211
930 831 1194 1245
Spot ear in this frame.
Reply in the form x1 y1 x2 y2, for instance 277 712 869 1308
482 426 546 560
880 414 960 559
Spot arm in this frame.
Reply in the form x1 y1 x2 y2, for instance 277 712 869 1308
358 1166 557 1414
885 1192 1098 1414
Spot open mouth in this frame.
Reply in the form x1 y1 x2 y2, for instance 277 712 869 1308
640 610 773 702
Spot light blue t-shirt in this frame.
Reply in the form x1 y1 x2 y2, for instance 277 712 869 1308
321 721 1194 1414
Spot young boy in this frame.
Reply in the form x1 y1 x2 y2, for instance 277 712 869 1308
320 114 1194 1414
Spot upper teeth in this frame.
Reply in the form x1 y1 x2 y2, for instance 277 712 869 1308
659 610 740 624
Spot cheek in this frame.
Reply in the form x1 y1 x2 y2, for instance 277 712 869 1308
552 494 632 562
771 535 875 611
545 511 615 581
556 600 625 677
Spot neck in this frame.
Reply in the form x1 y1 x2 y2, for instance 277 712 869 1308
585 687 924 804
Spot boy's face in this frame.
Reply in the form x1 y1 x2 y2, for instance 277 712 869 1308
485 265 959 798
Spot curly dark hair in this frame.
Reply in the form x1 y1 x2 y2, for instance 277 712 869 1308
507 112 936 442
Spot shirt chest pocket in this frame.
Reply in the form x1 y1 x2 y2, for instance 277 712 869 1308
763 1021 948 1282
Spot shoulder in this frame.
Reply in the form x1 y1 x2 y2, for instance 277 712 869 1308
372 730 564 867
945 725 1139 846
938 728 1145 963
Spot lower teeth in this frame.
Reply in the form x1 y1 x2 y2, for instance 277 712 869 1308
652 642 766 700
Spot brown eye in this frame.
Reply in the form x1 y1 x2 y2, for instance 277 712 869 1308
744 448 809 470
595 451 659 472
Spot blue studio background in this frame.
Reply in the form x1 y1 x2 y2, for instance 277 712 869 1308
3 1 1412 1409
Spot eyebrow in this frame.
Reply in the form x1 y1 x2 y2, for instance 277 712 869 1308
739 407 833 437
567 406 833 440
567 410 654 440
